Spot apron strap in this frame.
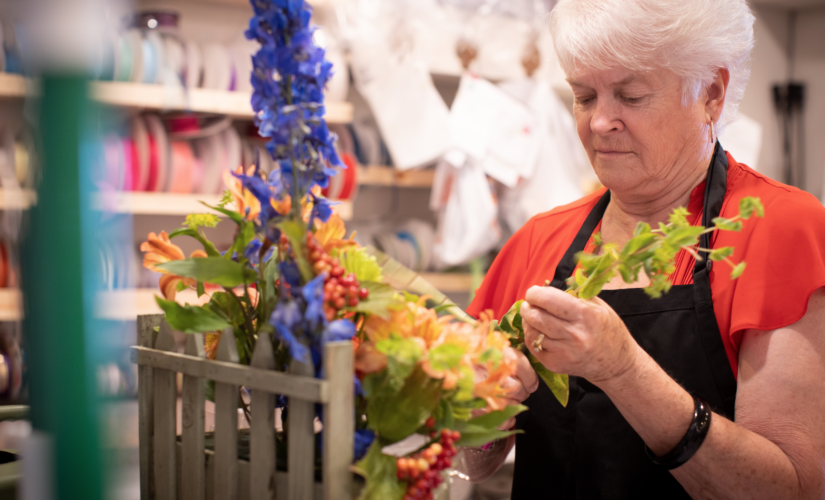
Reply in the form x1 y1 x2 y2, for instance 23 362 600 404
692 141 737 417
549 190 611 289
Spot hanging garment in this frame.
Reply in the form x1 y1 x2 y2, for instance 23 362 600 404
497 78 593 234
510 144 736 498
432 153 502 267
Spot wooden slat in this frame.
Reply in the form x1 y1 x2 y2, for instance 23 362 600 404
214 329 239 500
130 347 329 402
153 321 178 500
249 333 276 499
137 314 163 500
182 334 206 500
323 342 354 500
288 358 316 500
358 166 435 187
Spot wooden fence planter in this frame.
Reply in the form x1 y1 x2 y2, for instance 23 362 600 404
131 314 354 500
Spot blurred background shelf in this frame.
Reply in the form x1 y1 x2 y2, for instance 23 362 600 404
0 76 353 124
0 289 22 322
97 192 353 219
358 166 434 188
0 189 36 210
99 274 473 320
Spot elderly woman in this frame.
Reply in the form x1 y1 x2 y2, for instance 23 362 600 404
465 0 825 498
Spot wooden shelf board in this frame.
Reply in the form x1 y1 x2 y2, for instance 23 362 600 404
96 191 352 219
358 166 434 188
0 189 36 210
103 274 471 320
0 289 22 321
90 81 353 123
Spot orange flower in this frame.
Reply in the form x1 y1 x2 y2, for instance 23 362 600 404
224 166 261 221
140 231 207 301
204 332 221 360
363 298 449 348
354 341 388 374
420 321 485 390
314 213 357 254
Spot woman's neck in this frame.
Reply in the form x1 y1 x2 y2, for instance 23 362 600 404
602 160 709 249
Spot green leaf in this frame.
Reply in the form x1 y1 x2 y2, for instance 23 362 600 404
226 222 255 262
376 334 424 389
353 441 406 500
155 297 231 334
176 281 187 293
527 350 569 407
352 281 402 319
730 261 746 279
167 228 221 257
217 190 232 209
465 404 527 430
427 344 464 371
279 219 314 282
201 202 244 224
708 247 734 261
196 281 205 297
453 424 523 448
262 257 280 303
662 225 704 248
339 247 384 283
183 213 220 231
366 367 442 442
433 398 455 431
156 257 257 288
668 206 691 227
738 196 764 219
713 217 743 232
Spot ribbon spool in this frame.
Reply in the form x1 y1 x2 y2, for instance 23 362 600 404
185 40 203 89
114 33 134 82
168 141 195 193
131 116 150 191
144 115 169 192
321 152 358 201
125 29 145 83
222 126 242 191
202 43 232 91
121 138 134 192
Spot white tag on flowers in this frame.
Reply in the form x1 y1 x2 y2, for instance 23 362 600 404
381 433 430 457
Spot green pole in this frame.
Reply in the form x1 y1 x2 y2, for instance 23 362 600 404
21 75 103 500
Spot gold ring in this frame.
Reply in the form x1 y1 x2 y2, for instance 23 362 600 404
532 334 545 353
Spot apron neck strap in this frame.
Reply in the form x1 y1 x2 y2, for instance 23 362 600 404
549 142 729 290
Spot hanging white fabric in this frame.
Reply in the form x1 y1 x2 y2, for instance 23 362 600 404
432 152 502 267
497 78 594 233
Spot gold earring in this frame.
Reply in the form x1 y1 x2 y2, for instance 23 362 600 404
708 121 715 145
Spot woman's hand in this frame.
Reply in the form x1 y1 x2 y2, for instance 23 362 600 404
473 347 539 429
520 285 639 385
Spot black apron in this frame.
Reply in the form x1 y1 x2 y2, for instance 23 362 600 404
512 143 737 499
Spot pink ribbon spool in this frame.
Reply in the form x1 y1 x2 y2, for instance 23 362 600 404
169 141 194 193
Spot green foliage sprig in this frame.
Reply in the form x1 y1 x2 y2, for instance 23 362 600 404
567 196 765 300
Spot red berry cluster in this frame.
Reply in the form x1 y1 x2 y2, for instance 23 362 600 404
396 426 460 500
305 234 369 320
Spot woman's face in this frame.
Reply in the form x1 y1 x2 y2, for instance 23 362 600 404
569 67 712 199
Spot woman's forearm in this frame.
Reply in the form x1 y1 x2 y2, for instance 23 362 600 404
460 434 515 483
598 344 804 500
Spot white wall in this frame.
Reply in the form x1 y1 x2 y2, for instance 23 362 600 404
795 7 825 198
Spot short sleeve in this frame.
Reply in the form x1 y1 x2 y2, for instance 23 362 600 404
716 189 825 349
467 218 535 320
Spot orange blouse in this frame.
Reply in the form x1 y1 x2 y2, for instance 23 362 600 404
467 152 825 378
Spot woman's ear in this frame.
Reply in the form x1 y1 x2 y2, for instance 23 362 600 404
705 68 730 123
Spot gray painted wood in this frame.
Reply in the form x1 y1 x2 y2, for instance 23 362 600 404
288 358 315 500
153 321 178 500
250 333 276 499
137 315 161 499
137 314 162 500
129 347 328 402
182 334 206 500
214 328 239 500
323 341 354 500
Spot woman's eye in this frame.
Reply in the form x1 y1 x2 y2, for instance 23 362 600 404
622 96 644 104
575 96 594 105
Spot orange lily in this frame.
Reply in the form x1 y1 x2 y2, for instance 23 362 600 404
224 166 262 221
140 231 208 301
313 212 358 254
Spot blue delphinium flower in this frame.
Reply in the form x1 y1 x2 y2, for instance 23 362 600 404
354 429 375 460
245 0 342 206
244 239 275 265
302 273 327 330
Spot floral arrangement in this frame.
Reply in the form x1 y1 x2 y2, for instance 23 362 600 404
139 0 523 498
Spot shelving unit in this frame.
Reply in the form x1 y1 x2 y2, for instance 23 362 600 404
0 75 354 124
0 189 37 211
99 273 474 320
96 191 353 219
0 290 22 322
358 166 434 188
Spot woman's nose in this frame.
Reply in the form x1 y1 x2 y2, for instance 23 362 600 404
590 99 624 136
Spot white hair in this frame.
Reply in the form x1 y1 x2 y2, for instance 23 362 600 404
549 0 755 131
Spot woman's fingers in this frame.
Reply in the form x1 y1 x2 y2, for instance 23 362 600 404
524 285 584 321
521 301 570 342
512 347 539 394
